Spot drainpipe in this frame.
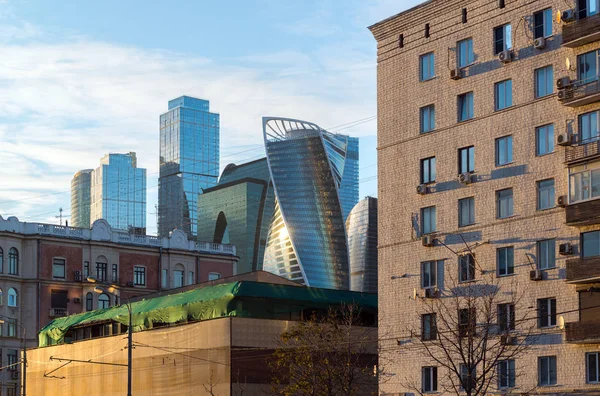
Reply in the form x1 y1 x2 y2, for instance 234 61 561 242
158 247 162 291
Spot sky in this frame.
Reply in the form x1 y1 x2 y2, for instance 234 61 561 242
0 0 420 235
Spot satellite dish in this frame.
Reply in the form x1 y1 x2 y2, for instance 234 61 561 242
413 288 418 300
556 10 562 23
566 57 571 71
558 315 565 330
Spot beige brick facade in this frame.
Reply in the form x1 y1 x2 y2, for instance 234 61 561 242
370 0 600 393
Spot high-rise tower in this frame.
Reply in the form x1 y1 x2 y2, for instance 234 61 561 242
158 96 220 238
70 169 93 228
346 197 378 293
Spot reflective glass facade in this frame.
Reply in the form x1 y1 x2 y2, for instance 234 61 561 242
158 96 220 238
70 169 92 228
339 137 359 220
197 158 274 274
262 117 350 290
90 152 146 232
346 197 378 293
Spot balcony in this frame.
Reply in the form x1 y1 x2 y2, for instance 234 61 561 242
565 198 600 226
559 79 600 107
562 14 600 48
565 139 600 164
566 255 600 283
565 320 600 343
49 308 68 318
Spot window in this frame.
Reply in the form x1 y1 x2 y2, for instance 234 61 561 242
539 356 557 386
538 298 557 328
498 359 516 388
7 288 17 307
420 105 435 133
421 157 436 184
420 52 435 81
494 24 512 54
98 294 110 309
587 352 600 383
86 292 93 311
0 246 3 273
537 179 555 210
536 124 554 156
495 79 513 110
112 264 118 282
421 261 438 289
96 262 107 282
497 189 514 219
51 290 68 309
569 162 600 203
578 50 599 84
0 287 3 305
458 308 476 337
497 247 514 276
460 364 476 391
7 319 16 338
7 349 17 371
83 261 90 278
458 197 475 227
579 110 599 143
421 206 436 235
208 272 221 281
535 65 554 98
498 303 515 331
7 383 17 396
421 313 437 341
583 231 600 258
459 254 475 282
422 366 438 392
579 0 600 19
495 136 513 166
457 38 474 68
134 266 146 286
162 269 168 288
188 271 194 285
8 248 18 275
459 146 475 174
458 92 474 122
173 265 184 288
537 239 556 270
52 258 66 279
534 8 553 38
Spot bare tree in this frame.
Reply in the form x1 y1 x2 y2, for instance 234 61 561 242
401 237 538 396
269 304 378 396
203 368 219 396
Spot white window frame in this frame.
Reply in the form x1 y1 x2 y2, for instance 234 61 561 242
458 197 475 227
497 246 514 276
538 356 557 386
569 161 600 204
536 124 554 156
208 272 222 281
538 298 557 328
421 206 436 235
52 257 66 279
537 239 556 269
497 303 515 331
457 38 474 68
421 261 437 289
498 359 516 388
459 254 475 282
422 366 438 393
419 52 435 81
587 352 600 383
495 135 513 166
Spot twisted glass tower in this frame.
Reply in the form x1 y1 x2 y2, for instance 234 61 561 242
346 197 378 293
262 117 350 290
71 169 93 228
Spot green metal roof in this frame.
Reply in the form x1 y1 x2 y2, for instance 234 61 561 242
38 281 377 347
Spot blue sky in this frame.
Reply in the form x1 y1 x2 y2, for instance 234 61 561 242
0 0 420 234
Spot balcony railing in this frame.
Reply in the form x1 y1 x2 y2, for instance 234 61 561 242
562 13 600 48
565 320 600 343
559 78 600 107
566 255 600 283
565 139 600 164
565 198 600 226
49 308 68 317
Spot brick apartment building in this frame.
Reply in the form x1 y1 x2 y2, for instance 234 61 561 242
0 215 237 395
370 0 600 394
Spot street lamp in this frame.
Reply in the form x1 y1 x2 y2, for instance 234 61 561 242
89 278 133 396
0 315 26 396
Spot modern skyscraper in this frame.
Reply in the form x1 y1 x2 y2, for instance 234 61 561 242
70 169 93 228
90 152 146 233
346 197 378 293
197 158 275 274
262 117 350 290
158 96 220 239
339 137 359 220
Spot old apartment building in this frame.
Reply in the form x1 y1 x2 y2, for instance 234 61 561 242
370 0 600 393
0 215 237 395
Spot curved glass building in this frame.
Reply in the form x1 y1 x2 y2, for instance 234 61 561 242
346 197 378 293
262 117 350 290
70 169 93 228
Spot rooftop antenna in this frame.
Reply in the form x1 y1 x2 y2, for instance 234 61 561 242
55 207 70 226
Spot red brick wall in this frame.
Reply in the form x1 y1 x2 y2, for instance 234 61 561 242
40 243 83 281
198 259 234 282
39 284 86 328
119 252 159 289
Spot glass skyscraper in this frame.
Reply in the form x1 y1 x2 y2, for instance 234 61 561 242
90 152 147 233
346 197 378 293
197 158 274 274
262 117 351 290
339 137 359 220
158 96 220 238
70 169 93 228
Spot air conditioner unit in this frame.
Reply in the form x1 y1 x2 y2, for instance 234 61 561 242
534 37 546 49
74 270 82 282
498 50 513 63
557 195 568 207
458 172 473 185
562 9 576 22
126 281 135 287
450 68 462 80
417 184 429 195
556 77 572 89
557 132 573 146
530 269 544 281
11 371 19 379
74 297 81 304
500 334 515 345
422 235 435 247
558 88 574 101
424 288 439 298
559 242 573 255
